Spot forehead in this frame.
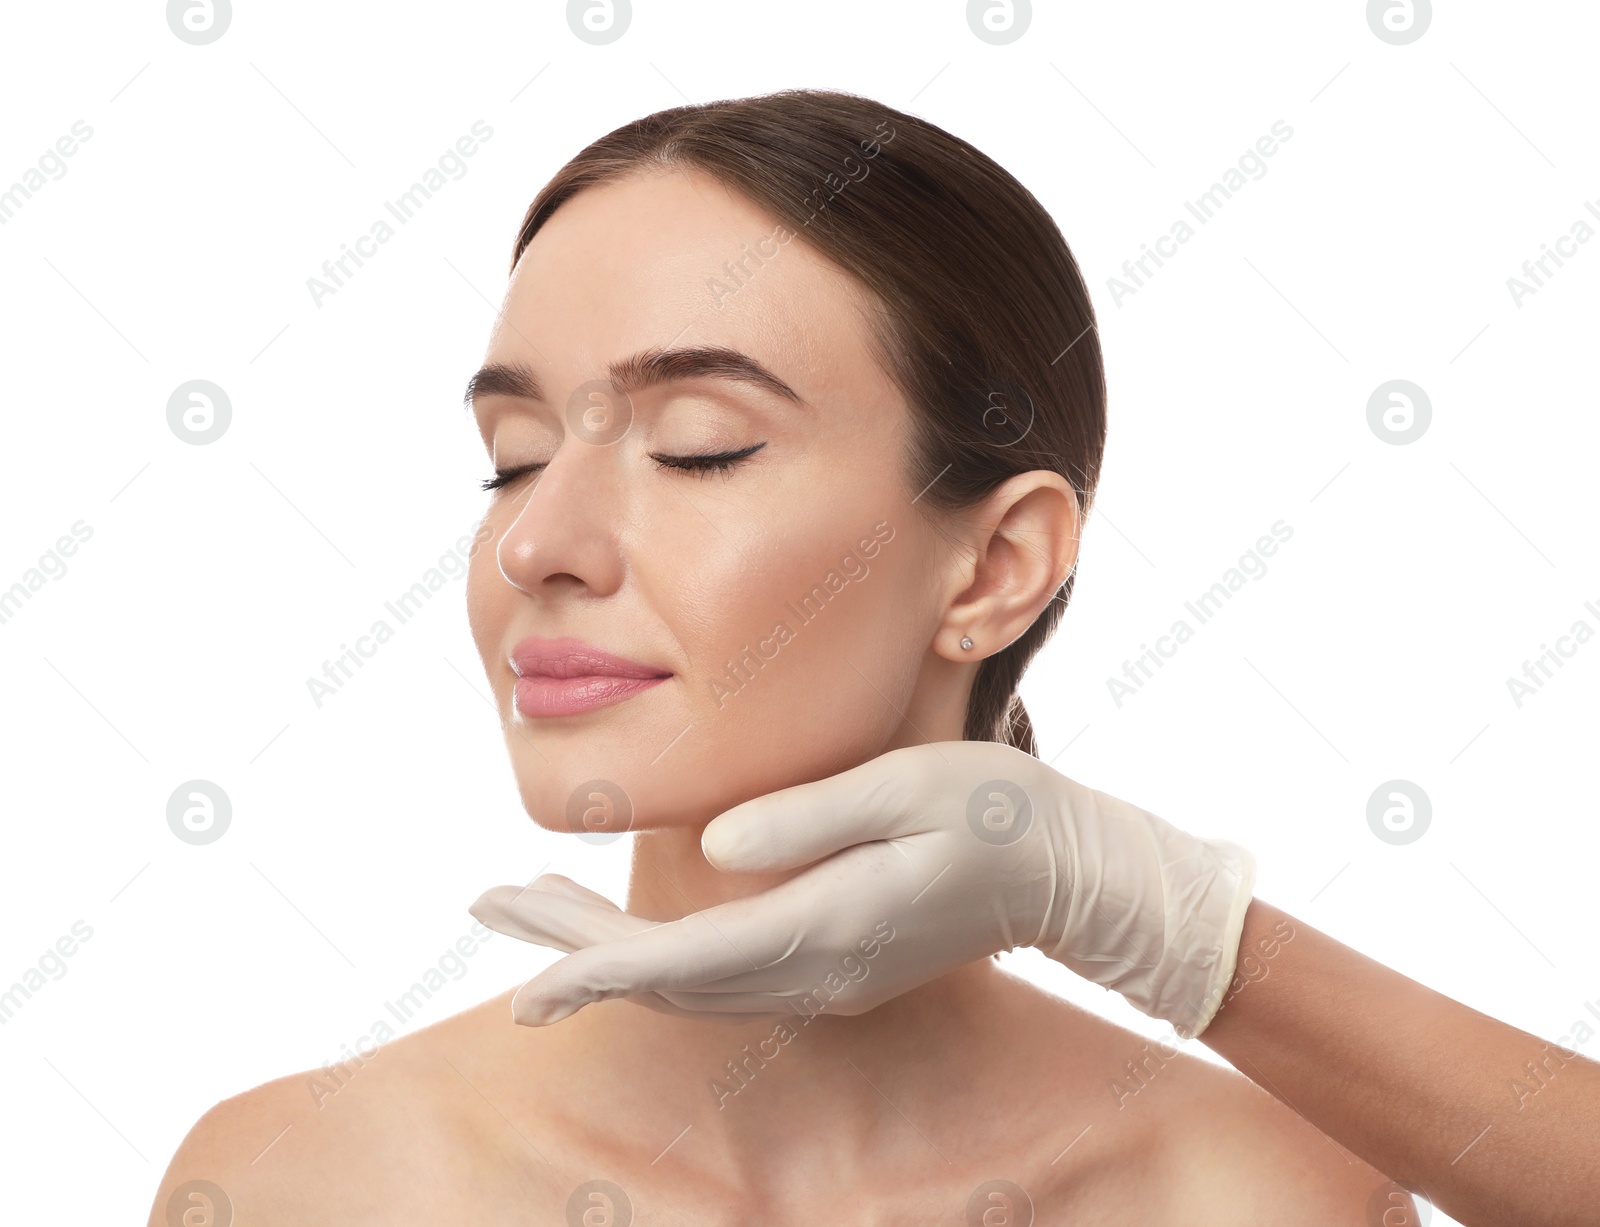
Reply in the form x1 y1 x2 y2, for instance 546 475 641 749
492 165 891 409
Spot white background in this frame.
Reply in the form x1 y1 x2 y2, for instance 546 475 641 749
1 3 1595 1223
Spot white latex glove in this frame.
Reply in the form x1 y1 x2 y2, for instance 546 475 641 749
470 740 1255 1039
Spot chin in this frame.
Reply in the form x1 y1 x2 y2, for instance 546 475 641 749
504 742 726 838
501 721 884 840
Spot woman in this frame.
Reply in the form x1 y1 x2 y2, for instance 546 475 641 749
151 89 1401 1223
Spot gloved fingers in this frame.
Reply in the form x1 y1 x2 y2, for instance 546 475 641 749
635 992 771 1024
553 984 793 1027
469 883 658 953
639 983 853 1017
520 872 623 911
504 978 771 1026
701 742 963 873
506 900 802 1025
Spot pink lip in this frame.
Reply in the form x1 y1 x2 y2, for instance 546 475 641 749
509 635 672 718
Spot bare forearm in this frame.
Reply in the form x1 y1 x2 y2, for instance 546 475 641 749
1198 898 1599 1227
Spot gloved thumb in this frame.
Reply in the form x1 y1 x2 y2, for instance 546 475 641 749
701 744 952 873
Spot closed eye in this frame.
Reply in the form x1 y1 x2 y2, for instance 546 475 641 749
650 442 766 478
480 465 541 493
479 442 766 492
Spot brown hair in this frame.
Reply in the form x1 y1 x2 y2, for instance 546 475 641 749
509 88 1105 757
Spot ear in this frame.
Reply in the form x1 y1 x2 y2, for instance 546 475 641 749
934 471 1081 661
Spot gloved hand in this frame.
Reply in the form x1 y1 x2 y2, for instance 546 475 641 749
469 740 1256 1039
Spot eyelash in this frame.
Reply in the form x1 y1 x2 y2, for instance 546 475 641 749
480 442 765 492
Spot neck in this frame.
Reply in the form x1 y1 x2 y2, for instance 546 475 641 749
626 822 796 920
540 823 1008 1166
542 680 1013 1174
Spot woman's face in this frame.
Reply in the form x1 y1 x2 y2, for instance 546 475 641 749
466 165 963 834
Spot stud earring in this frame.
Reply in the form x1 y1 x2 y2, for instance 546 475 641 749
960 636 974 650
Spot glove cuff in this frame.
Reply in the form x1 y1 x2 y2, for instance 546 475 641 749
1165 838 1256 1040
1042 802 1256 1040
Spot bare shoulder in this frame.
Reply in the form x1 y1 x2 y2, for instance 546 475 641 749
146 988 556 1226
993 974 1408 1222
147 1064 343 1227
1150 1048 1410 1223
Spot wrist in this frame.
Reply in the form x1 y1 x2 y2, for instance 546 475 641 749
1039 788 1256 1038
1165 838 1256 1039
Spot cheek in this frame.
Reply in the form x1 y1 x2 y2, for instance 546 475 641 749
646 512 929 800
465 531 511 665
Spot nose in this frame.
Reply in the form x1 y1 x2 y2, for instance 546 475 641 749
495 434 627 599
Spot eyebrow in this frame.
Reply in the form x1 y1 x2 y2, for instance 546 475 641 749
462 345 803 410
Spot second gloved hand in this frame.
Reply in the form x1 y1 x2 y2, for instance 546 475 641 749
470 740 1255 1038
